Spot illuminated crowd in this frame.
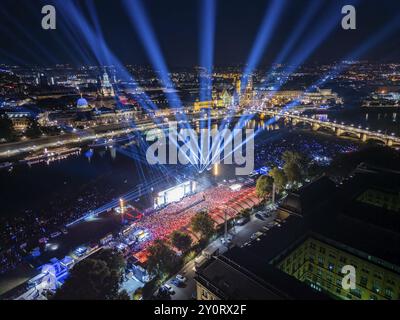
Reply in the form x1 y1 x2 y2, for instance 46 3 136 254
128 183 261 260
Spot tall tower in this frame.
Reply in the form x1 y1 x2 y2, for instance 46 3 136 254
100 71 115 97
244 75 254 105
235 78 241 97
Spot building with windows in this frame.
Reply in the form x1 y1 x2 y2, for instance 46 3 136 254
195 165 400 300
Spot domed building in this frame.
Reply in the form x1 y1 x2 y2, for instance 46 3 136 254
76 95 91 111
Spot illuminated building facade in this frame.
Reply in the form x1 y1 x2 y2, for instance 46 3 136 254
99 71 115 97
259 88 342 108
193 89 233 111
274 236 400 300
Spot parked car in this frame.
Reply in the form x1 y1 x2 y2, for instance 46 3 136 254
235 216 250 226
176 274 187 283
255 213 265 220
170 278 181 287
162 284 175 294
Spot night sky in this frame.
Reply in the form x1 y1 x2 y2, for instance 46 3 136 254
0 0 399 67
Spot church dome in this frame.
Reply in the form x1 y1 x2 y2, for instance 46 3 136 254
77 97 89 109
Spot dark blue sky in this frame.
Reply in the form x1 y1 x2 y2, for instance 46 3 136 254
0 0 399 67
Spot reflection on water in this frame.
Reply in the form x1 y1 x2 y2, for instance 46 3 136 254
213 163 219 176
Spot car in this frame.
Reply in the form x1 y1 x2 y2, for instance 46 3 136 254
235 216 250 226
221 236 232 245
242 241 251 247
170 278 181 287
262 226 269 232
176 274 187 283
255 213 265 220
163 284 175 294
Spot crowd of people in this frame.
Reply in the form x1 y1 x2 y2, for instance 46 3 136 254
129 183 260 259
0 180 126 274
254 129 358 168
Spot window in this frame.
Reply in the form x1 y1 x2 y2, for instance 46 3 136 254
318 256 324 267
351 288 362 299
386 279 395 286
319 247 326 254
372 282 380 294
339 256 347 263
361 268 370 274
384 288 393 299
310 242 316 250
360 276 368 287
328 262 335 272
374 272 383 280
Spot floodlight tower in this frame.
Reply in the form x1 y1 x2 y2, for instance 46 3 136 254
272 182 276 205
224 208 228 241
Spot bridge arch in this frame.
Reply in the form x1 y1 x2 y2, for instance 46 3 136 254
337 130 361 139
315 125 336 134
364 136 387 145
292 120 313 129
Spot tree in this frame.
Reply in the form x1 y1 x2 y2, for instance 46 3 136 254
171 230 192 252
53 249 126 300
282 151 306 183
256 175 273 198
25 118 42 138
190 211 215 240
282 151 303 165
0 115 15 142
133 287 143 300
269 167 287 192
95 248 126 273
146 240 181 276
283 161 302 184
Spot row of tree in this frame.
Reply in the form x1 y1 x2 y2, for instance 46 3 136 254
147 210 215 277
